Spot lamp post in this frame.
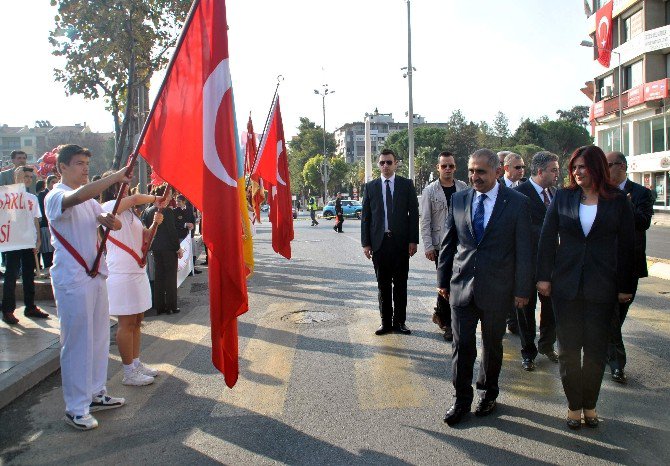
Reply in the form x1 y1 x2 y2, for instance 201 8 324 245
581 40 623 152
404 0 415 182
314 84 334 202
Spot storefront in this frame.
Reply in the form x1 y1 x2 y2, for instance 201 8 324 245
629 153 670 210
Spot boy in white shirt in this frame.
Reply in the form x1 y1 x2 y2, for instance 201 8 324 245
45 144 131 431
1 167 47 325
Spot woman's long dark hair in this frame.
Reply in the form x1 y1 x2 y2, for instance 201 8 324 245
100 170 122 203
565 145 618 199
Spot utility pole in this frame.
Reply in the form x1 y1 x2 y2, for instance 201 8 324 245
314 84 335 202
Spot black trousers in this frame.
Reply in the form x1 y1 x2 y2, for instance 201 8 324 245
433 257 451 328
153 250 178 312
451 301 507 406
334 214 344 232
371 235 409 326
608 277 638 371
2 248 36 313
553 295 614 411
309 210 318 225
41 252 54 269
516 290 556 360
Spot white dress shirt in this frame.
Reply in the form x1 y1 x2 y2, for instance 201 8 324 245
472 182 499 229
529 177 550 203
503 176 517 188
579 203 598 236
618 179 627 191
381 174 395 232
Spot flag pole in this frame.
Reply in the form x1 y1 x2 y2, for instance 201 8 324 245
246 74 283 185
89 0 203 276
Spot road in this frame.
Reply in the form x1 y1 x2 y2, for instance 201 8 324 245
1 214 670 465
647 223 670 260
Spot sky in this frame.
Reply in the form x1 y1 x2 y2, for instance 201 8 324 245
0 1 595 140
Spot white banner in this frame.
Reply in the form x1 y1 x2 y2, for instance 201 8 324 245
0 184 37 252
177 236 194 288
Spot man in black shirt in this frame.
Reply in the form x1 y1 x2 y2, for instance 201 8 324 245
333 193 344 233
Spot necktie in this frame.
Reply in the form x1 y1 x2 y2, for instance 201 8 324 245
385 179 393 232
542 189 551 208
473 193 486 243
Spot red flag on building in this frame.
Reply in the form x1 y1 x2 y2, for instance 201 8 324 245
595 1 614 67
138 0 247 388
253 97 293 259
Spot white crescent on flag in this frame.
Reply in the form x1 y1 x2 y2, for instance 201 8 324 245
598 15 609 47
203 59 237 187
276 139 286 186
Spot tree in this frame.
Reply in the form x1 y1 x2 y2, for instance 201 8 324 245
50 0 191 168
384 126 448 190
301 154 349 199
492 111 511 147
444 110 479 181
287 117 337 196
541 120 593 164
512 118 547 147
556 106 590 128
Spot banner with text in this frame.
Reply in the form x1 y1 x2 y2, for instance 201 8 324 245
0 184 37 252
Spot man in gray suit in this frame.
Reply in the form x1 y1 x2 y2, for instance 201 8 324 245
437 149 532 426
0 150 37 194
420 151 467 341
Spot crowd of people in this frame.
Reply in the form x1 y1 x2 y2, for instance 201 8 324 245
361 145 654 429
0 147 205 430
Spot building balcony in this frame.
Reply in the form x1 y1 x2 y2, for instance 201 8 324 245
590 78 668 121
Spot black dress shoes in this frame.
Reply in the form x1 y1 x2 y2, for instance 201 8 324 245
540 349 559 363
395 324 411 335
584 415 599 428
566 417 582 430
443 327 453 342
522 358 536 371
474 399 497 417
444 404 470 426
375 325 393 336
611 369 627 384
171 308 181 314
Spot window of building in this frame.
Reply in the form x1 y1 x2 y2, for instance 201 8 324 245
624 60 643 90
1 137 20 150
622 10 643 43
596 74 615 100
23 139 33 147
598 125 629 153
637 115 669 154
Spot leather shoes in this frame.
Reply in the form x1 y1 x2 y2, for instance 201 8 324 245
171 308 181 314
443 404 470 426
566 417 582 430
540 349 559 363
584 415 599 428
474 398 497 417
611 369 627 384
395 324 411 335
24 306 50 319
443 327 453 342
2 312 19 325
522 358 536 371
375 325 392 336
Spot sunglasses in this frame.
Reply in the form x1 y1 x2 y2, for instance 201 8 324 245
440 164 456 169
608 162 624 168
379 160 394 166
514 165 525 170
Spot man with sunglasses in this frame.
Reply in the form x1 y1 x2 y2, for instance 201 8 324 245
361 149 419 336
500 152 526 188
605 151 654 384
420 151 467 341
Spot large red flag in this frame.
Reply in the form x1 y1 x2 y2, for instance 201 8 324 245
138 0 247 388
244 117 265 222
595 1 613 67
254 97 293 259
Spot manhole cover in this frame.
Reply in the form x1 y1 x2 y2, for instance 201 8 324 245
190 283 209 293
281 310 336 324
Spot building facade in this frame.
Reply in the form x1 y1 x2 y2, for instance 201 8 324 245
334 109 447 164
586 0 670 210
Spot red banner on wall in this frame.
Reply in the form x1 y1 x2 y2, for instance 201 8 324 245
627 85 644 107
644 79 669 100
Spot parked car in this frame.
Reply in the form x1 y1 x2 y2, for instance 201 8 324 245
322 199 362 219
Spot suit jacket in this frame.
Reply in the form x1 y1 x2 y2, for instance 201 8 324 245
419 178 468 252
142 205 180 252
622 179 654 278
514 181 556 278
536 188 635 303
361 175 419 252
437 185 533 313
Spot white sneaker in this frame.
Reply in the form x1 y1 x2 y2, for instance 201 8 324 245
122 368 155 386
136 362 159 377
64 413 98 431
90 394 125 412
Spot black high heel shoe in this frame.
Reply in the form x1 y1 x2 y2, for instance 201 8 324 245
566 417 582 430
583 412 599 428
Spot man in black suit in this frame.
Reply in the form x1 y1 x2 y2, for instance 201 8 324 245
361 149 419 336
514 152 560 371
333 192 344 233
437 148 532 426
605 151 654 384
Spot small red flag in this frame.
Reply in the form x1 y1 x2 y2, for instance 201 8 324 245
595 1 613 68
138 0 247 387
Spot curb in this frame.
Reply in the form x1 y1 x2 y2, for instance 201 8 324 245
648 256 670 281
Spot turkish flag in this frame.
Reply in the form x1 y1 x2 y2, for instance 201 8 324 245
138 0 247 388
255 97 293 259
244 117 265 223
595 1 613 67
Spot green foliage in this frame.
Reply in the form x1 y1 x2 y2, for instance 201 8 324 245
556 106 590 128
288 117 337 196
492 111 510 147
50 0 191 168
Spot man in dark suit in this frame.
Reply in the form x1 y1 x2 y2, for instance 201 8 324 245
605 151 654 384
514 151 560 371
437 148 532 426
333 192 344 233
361 149 419 336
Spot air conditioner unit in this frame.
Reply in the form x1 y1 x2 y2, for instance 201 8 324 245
601 85 613 98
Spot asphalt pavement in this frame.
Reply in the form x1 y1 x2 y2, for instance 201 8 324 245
1 213 670 465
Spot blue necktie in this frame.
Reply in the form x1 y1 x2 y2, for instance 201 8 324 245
473 193 486 243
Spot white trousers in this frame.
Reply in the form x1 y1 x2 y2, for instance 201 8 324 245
54 276 110 416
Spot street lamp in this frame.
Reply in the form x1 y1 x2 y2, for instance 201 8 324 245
581 39 623 152
404 0 415 182
314 84 335 202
